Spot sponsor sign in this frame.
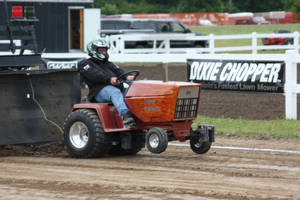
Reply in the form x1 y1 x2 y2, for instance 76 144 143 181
187 59 285 93
43 58 84 70
47 61 78 69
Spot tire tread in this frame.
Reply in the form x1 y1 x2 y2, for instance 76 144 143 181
63 109 112 158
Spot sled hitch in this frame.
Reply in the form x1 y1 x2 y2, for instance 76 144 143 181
190 124 215 142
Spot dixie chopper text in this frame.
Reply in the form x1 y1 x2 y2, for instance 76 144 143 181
187 59 284 93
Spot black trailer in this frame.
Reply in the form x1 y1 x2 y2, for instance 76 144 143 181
0 0 96 53
0 0 81 147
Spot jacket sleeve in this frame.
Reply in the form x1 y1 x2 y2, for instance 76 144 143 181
110 63 125 77
78 60 111 84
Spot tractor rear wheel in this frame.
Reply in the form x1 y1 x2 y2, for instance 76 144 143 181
190 137 211 154
146 127 168 154
63 109 112 158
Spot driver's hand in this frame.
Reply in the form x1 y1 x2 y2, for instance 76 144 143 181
127 75 134 81
110 77 119 85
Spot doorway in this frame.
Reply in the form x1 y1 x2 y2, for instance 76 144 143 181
69 8 83 50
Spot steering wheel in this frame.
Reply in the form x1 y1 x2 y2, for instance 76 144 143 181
117 70 140 84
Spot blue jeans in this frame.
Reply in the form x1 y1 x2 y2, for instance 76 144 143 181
95 85 129 119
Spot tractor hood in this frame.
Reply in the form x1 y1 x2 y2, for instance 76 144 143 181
125 80 201 123
125 80 198 97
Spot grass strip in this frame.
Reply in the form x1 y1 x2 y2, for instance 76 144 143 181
193 115 300 139
189 24 300 35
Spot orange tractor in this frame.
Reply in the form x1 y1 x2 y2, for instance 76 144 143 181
63 71 215 157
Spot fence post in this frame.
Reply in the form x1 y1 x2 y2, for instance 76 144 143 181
251 32 257 55
209 33 214 54
162 62 168 82
118 35 124 54
284 50 298 119
294 32 299 52
165 39 170 54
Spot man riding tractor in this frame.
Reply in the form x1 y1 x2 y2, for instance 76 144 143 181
63 39 215 158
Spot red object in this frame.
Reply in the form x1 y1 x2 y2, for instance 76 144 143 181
11 6 23 18
71 80 202 142
133 12 232 25
262 30 294 45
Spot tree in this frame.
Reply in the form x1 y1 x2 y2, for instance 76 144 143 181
95 0 299 15
286 0 300 12
230 0 286 12
174 0 225 13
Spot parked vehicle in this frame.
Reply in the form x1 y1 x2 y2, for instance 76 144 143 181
100 18 208 48
236 16 270 25
198 19 215 26
262 30 294 45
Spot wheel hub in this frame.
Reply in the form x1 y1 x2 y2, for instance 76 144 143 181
194 138 203 148
69 122 89 149
149 134 159 148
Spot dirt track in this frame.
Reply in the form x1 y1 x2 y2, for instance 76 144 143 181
1 136 300 200
1 64 299 199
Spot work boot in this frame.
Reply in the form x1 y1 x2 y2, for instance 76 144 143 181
123 113 136 128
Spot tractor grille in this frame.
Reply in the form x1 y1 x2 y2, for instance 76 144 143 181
174 86 200 119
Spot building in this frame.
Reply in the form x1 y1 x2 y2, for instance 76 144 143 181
0 0 100 53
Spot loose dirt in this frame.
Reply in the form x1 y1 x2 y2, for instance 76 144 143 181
1 64 299 200
0 136 299 200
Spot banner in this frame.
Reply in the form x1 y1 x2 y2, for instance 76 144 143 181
42 58 84 69
133 12 232 25
187 59 285 93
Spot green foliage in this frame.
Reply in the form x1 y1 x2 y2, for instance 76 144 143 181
175 0 226 13
232 0 287 12
193 115 300 139
286 0 300 12
96 0 177 14
95 0 299 15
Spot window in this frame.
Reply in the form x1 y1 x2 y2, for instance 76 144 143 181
102 21 115 29
101 21 131 29
171 22 185 33
131 21 156 30
114 21 131 29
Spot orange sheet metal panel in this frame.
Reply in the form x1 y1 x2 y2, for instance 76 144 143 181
125 81 178 122
125 80 201 123
133 12 232 25
126 96 177 122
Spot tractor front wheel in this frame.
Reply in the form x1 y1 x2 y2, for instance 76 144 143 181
146 127 168 154
63 109 112 158
190 137 211 154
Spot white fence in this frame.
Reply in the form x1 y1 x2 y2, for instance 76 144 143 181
107 31 299 56
40 31 300 62
105 33 300 120
42 32 300 119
